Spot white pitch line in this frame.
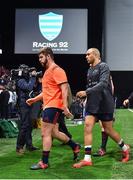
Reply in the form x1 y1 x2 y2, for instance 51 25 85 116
128 108 133 112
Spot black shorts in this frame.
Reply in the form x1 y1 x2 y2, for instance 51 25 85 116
85 112 113 121
42 107 63 124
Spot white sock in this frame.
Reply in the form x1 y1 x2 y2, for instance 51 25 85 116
84 145 92 162
84 154 92 162
121 144 128 151
118 139 123 145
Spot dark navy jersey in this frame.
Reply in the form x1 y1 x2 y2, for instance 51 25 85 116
85 62 114 114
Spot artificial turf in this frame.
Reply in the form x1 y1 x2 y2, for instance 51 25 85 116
0 109 132 179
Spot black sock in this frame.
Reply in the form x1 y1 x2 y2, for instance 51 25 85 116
42 151 50 164
66 139 77 150
101 131 108 150
85 147 92 155
118 139 124 148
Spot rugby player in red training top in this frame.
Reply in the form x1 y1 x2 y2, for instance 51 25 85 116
26 47 80 170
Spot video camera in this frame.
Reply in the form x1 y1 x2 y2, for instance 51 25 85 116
11 64 43 80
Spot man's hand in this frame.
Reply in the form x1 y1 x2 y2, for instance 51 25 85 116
63 107 74 119
26 98 35 106
31 70 37 76
76 91 87 98
123 99 129 107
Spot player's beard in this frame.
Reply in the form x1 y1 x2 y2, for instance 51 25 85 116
42 58 48 69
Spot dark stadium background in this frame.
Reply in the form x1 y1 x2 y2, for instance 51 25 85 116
0 0 133 107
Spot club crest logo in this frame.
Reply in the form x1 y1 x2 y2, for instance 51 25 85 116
39 12 63 41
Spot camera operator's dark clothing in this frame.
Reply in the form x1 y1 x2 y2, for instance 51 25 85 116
29 80 42 124
16 76 36 150
16 106 33 148
17 77 36 108
85 62 114 114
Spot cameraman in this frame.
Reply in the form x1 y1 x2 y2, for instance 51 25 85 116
16 64 39 154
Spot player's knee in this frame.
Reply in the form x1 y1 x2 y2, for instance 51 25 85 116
104 127 110 135
52 129 58 138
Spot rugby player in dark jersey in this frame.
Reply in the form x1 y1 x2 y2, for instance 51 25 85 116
73 48 130 168
93 75 115 156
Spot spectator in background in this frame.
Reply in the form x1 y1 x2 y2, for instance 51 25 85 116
70 96 83 119
7 80 18 118
0 66 11 119
123 92 133 107
0 75 10 120
0 66 10 77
